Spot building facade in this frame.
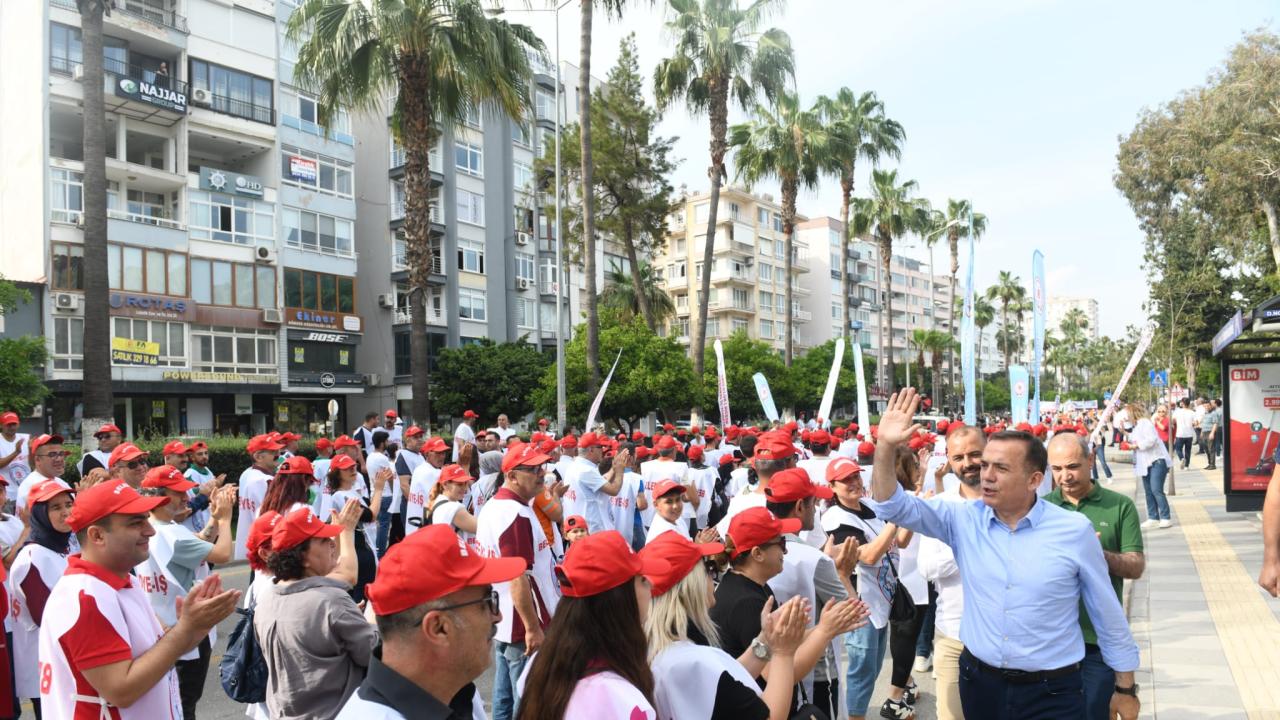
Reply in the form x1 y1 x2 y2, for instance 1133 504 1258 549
0 0 363 439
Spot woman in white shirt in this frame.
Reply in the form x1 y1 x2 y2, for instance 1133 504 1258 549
1128 404 1173 528
323 454 388 602
425 464 479 538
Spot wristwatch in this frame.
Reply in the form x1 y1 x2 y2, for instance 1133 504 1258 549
750 638 771 661
1114 684 1139 697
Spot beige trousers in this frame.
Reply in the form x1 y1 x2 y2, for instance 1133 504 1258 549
934 632 965 719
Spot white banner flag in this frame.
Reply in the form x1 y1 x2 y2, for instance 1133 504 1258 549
753 373 780 422
817 338 845 429
714 339 731 427
584 349 623 432
1098 324 1156 427
851 341 870 438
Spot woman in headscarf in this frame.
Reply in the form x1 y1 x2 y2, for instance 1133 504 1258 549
470 450 506 518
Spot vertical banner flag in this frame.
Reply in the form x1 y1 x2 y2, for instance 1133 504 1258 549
714 339 732 427
851 341 871 438
817 338 845 429
1031 250 1047 423
753 372 781 423
1009 365 1030 425
584 349 623 432
1097 323 1157 427
961 208 977 425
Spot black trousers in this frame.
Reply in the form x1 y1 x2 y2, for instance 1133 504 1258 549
175 636 212 720
811 678 839 719
959 650 1085 719
888 604 927 688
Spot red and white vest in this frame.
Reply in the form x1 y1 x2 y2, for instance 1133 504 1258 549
133 520 214 661
10 544 68 699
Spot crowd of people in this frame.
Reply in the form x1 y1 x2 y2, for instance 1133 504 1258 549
0 395 1177 720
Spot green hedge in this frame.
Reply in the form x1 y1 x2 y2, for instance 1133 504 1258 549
61 439 328 486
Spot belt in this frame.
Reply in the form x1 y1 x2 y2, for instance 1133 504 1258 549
962 648 1081 685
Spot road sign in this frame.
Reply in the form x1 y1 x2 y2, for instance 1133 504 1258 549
1104 391 1113 401
1149 369 1168 387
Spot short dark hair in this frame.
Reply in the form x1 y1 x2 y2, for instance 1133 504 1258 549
372 430 389 449
365 411 379 422
266 539 310 581
765 499 798 519
73 516 114 547
738 435 758 458
376 599 445 639
754 457 789 477
989 430 1048 475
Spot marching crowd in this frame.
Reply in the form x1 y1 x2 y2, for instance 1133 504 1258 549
0 392 1166 720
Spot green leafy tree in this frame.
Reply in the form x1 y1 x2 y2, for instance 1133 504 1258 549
289 0 541 425
698 330 792 423
911 329 954 405
0 280 48 414
785 339 875 418
654 0 794 388
730 90 829 365
986 271 1027 370
431 339 552 421
600 261 675 326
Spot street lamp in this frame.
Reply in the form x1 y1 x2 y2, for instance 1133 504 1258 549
487 1 573 430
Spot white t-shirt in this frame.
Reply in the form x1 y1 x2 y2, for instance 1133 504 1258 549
652 640 762 720
10 543 69 698
684 465 717 529
646 514 690 544
406 463 442 536
366 451 395 501
639 460 688 527
0 515 25 632
727 467 751 498
183 464 215 533
1172 407 1197 439
0 433 31 488
453 423 476 461
428 497 470 539
234 466 274 561
715 490 765 538
563 671 656 720
489 426 518 443
821 503 895 629
797 455 833 487
562 455 613 533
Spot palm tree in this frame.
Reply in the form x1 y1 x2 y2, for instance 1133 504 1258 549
654 0 794 386
815 89 904 341
986 271 1027 371
911 329 929 391
289 0 540 425
78 0 113 436
851 169 930 390
973 294 995 411
1057 307 1090 392
600 261 675 327
940 199 986 395
729 90 828 365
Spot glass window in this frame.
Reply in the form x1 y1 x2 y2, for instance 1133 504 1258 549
338 277 354 313
51 244 85 291
190 59 273 123
191 325 277 375
257 266 276 309
145 250 165 294
52 317 85 370
234 264 254 307
456 189 484 226
188 190 273 245
191 260 211 303
514 162 533 190
167 253 186 296
455 143 483 176
458 238 485 274
212 261 232 305
122 247 144 291
515 252 535 281
458 288 486 321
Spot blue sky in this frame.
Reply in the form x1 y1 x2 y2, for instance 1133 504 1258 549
500 0 1277 338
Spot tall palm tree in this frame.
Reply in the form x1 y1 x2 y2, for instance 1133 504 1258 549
290 0 540 425
851 169 930 390
600 261 675 327
972 294 995 412
815 89 904 341
729 90 829 365
940 199 986 395
1057 307 1090 392
78 0 113 436
654 0 794 385
986 271 1027 371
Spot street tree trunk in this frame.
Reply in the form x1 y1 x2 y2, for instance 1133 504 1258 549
399 60 437 427
579 0 601 393
782 177 797 366
691 79 730 409
879 233 896 390
839 173 853 342
78 0 113 438
622 219 654 330
1262 198 1280 272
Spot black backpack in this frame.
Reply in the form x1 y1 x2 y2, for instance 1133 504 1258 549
219 600 268 703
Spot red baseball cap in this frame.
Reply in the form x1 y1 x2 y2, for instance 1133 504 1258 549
314 438 333 451
765 468 832 502
937 419 951 433
718 454 736 466
578 432 604 449
385 409 398 419
800 429 812 443
703 427 718 439
161 440 187 456
663 423 675 431
638 531 725 597
685 445 704 463
67 481 168 532
826 456 863 483
538 439 558 454
247 434 284 454
403 426 425 438
188 441 209 452
1032 423 1048 437
753 431 797 460
631 430 645 441
439 464 474 485
366 525 526 616
857 441 876 457
278 456 315 476
141 464 198 492
475 430 489 440
271 506 342 552
247 510 282 557
652 478 686 499
94 424 123 437
538 418 550 426
635 446 652 460
421 437 449 454
563 515 589 532
330 454 358 471
559 434 578 449
556 530 668 599
726 507 801 559
809 429 831 446
463 410 479 419
279 432 302 442
333 435 360 449
0 412 17 426
26 479 73 508
502 442 553 473
30 434 65 456
655 435 678 451
107 442 146 467
833 426 846 439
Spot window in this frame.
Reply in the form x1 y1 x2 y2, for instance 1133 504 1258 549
515 297 535 328
191 325 278 375
706 318 720 337
732 318 748 334
775 240 785 259
757 208 769 224
515 252 535 282
283 268 354 313
760 319 774 339
458 288 487 321
670 261 686 280
189 190 274 246
772 213 783 233
111 318 185 367
53 317 84 370
776 295 785 314
675 238 686 254
189 59 273 123
290 341 355 373
458 237 485 274
106 244 186 296
675 294 688 310
51 169 83 223
456 189 484 226
758 262 773 282
732 288 749 309
280 146 353 197
280 88 351 138
51 244 84 291
463 106 482 129
694 204 710 224
512 120 531 147
535 90 555 121
674 319 689 338
514 161 533 191
283 208 354 257
191 259 275 308
729 202 740 218
759 291 772 310
455 142 483 177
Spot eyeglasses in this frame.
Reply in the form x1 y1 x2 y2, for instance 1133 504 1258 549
759 537 787 552
125 460 147 470
436 589 500 616
37 451 69 459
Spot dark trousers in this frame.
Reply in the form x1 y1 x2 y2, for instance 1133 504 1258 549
1173 437 1193 467
915 583 937 658
1080 644 1114 720
959 650 1085 719
388 499 407 547
175 636 212 720
812 678 840 719
888 604 928 688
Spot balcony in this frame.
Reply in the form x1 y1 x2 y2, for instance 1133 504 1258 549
51 55 191 121
393 303 446 326
51 0 187 34
792 309 812 322
710 270 755 286
392 246 445 281
191 92 274 125
390 200 444 230
388 145 443 185
708 300 755 314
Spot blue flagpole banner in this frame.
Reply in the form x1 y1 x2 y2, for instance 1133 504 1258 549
962 209 977 425
585 349 622 432
852 341 871 437
1009 365 1030 425
753 372 780 423
1031 250 1046 423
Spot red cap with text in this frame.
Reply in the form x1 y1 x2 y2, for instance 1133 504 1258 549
652 478 686 499
563 515 588 532
141 464 197 492
463 410 479 419
333 434 360 449
247 510 282 557
26 479 73 508
826 456 863 483
30 434 65 456
403 425 425 439
314 438 332 451
638 532 725 597
271 506 342 552
555 530 668 598
94 424 123 437
438 464 475 485
278 456 315 476
726 507 802 558
247 434 284 454
502 442 553 473
107 442 146 467
421 437 449 454
366 525 526 616
161 440 187 456
67 481 168 532
559 434 578 449
765 468 832 502
0 412 17 426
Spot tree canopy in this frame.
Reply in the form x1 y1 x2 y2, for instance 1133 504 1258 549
432 339 551 421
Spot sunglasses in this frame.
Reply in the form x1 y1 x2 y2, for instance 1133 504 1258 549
436 589 500 616
38 451 70 459
125 460 147 470
759 537 787 551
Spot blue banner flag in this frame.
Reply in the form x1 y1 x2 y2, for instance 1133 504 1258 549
1031 250 1046 423
1010 365 1030 425
961 209 977 425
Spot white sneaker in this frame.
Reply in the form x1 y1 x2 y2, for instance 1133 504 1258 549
1159 519 1173 529
1141 519 1159 529
913 655 932 673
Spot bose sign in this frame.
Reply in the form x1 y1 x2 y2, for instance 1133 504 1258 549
305 332 349 343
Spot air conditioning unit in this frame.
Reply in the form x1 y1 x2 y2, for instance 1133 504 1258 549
517 278 532 290
515 232 531 246
377 293 395 309
261 308 283 324
191 87 212 106
54 293 80 312
255 246 276 264
744 256 754 266
74 214 85 228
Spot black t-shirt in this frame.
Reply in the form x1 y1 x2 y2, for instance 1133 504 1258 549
710 571 774 662
824 500 882 592
687 622 770 720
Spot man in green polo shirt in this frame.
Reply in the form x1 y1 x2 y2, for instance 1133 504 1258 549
1047 432 1145 720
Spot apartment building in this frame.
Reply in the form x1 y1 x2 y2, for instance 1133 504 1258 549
0 0 363 438
656 187 812 355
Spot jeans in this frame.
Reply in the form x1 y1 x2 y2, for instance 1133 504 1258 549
845 622 889 715
1080 644 1114 720
375 503 392 557
915 583 937 658
959 650 1086 719
492 640 528 720
1173 437 1193 467
1142 459 1171 521
1093 443 1113 480
933 633 964 720
175 636 212 720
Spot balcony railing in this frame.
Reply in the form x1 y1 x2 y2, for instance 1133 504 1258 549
394 304 445 325
52 0 189 32
792 309 812 322
389 145 442 171
108 207 184 230
390 202 441 224
51 54 191 100
193 91 274 124
393 249 444 275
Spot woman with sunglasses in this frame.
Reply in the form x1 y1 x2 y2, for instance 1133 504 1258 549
518 530 665 720
643 532 808 720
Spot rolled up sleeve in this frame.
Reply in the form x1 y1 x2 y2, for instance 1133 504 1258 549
1077 523 1140 671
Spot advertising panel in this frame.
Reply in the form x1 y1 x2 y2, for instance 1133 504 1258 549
1225 361 1280 492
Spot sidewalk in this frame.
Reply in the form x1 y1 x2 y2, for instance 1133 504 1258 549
1120 455 1280 719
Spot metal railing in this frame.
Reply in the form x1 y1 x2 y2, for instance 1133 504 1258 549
193 91 274 124
390 200 442 224
51 54 191 99
114 0 188 32
393 250 444 275
108 207 184 230
394 305 446 325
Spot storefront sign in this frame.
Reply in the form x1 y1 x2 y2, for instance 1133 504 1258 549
111 337 160 366
319 372 336 388
288 155 318 183
199 167 265 198
116 76 187 113
289 371 364 388
161 370 280 385
152 400 166 418
286 309 362 332
287 329 357 344
110 292 194 321
276 403 290 422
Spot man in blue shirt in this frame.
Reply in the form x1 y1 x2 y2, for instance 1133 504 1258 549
871 389 1140 720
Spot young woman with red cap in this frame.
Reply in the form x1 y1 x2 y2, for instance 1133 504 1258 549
517 531 665 720
643 532 808 720
323 455 388 603
424 464 479 538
